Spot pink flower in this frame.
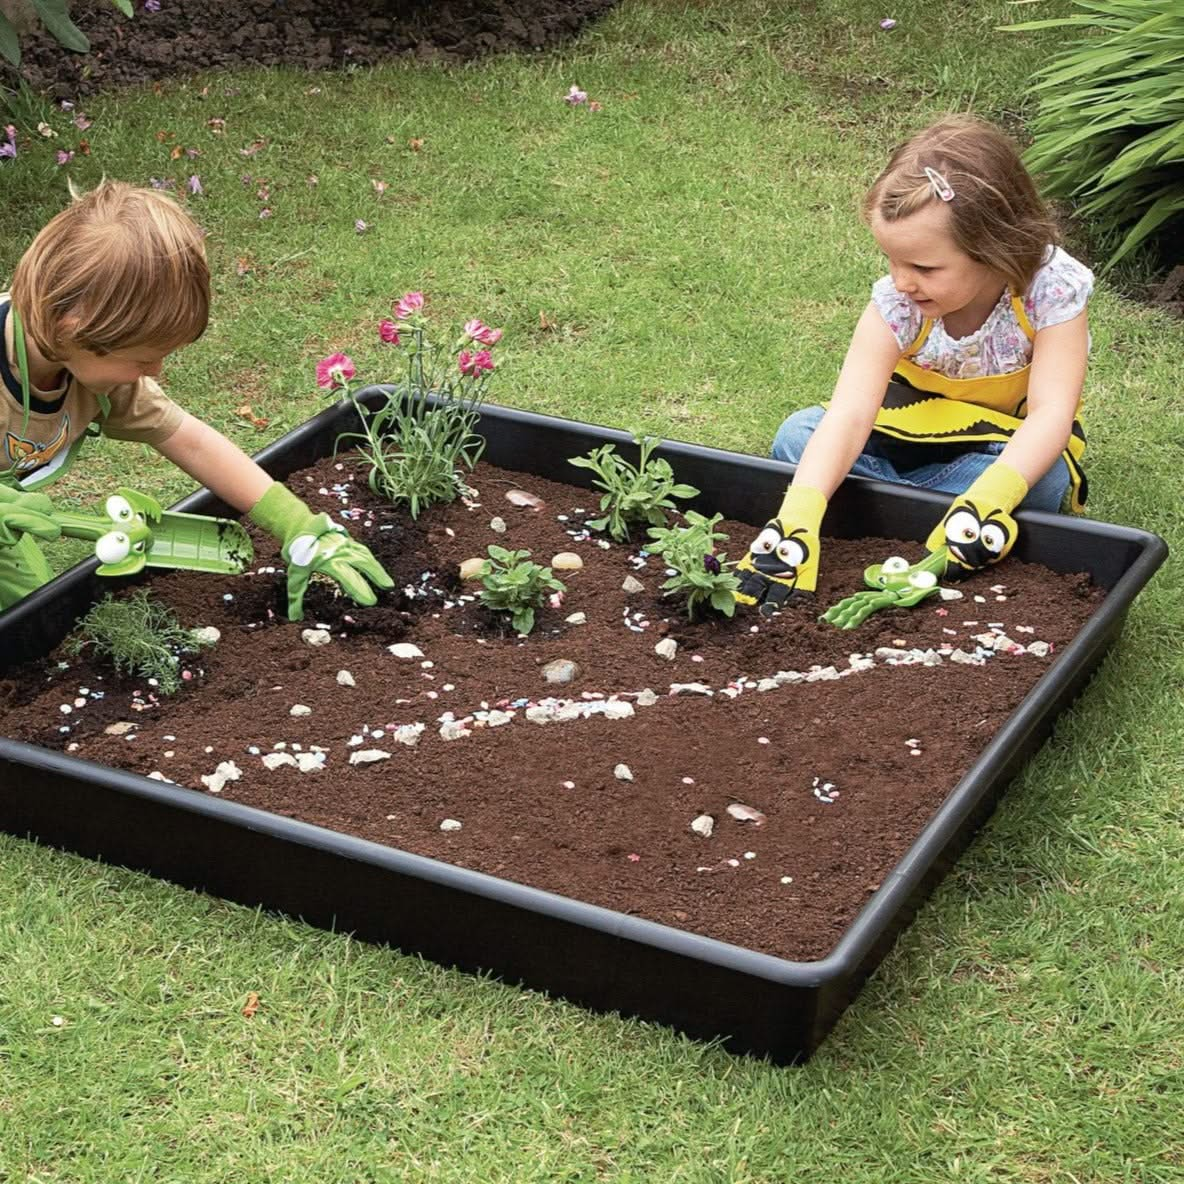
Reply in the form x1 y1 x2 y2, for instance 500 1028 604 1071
56 150 74 166
458 349 494 377
378 318 400 345
462 318 503 346
394 291 425 320
315 352 356 389
879 17 897 30
565 85 588 105
187 174 202 195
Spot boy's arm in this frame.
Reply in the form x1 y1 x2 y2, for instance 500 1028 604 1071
153 412 272 512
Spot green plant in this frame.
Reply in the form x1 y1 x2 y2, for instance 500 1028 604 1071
1006 0 1184 270
645 510 740 620
568 435 698 542
0 0 133 67
327 294 490 519
65 589 215 693
475 544 565 635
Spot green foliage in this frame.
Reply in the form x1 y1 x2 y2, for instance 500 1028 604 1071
335 324 488 520
476 544 565 635
0 0 132 67
568 436 699 542
645 510 740 620
65 589 214 694
1006 0 1184 270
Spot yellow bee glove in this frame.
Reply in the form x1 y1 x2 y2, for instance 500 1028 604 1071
926 461 1028 579
735 485 827 615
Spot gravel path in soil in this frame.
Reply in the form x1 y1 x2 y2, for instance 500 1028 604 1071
0 455 1102 961
10 0 620 97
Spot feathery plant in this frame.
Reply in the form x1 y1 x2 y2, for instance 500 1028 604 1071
66 589 215 694
1006 0 1184 270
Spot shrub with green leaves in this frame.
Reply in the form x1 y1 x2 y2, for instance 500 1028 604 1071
646 511 740 620
65 589 215 694
568 435 699 542
476 545 565 635
1008 0 1184 269
0 0 132 67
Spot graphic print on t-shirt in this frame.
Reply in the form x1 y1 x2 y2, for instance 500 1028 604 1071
6 417 69 473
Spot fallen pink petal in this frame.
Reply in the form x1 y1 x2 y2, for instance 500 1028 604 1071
355 219 369 234
565 85 588 105
56 150 74 166
187 174 203 195
72 114 92 131
880 17 897 30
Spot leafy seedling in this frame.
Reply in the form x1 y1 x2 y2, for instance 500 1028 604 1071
476 545 565 635
568 435 698 541
646 511 741 620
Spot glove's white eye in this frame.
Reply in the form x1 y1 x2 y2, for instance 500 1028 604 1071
751 527 781 554
908 570 938 589
95 532 131 565
288 534 320 567
944 509 980 546
775 537 806 567
105 495 134 523
881 556 909 574
980 523 1008 555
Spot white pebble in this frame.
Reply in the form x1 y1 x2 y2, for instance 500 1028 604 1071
387 643 425 660
302 628 332 647
654 638 678 660
440 818 463 832
289 704 312 717
614 764 634 782
690 814 714 838
349 749 391 766
336 670 356 687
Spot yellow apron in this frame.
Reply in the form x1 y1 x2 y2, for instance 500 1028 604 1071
861 294 1087 510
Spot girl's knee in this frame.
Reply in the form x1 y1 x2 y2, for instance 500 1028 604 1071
770 406 825 464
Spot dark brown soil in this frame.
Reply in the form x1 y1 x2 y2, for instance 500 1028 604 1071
10 0 620 97
0 455 1102 961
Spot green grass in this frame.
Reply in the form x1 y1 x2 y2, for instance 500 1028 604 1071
2 1 1183 1179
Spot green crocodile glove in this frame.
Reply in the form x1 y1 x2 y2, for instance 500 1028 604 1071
248 482 394 621
734 484 826 615
0 483 62 548
926 461 1027 579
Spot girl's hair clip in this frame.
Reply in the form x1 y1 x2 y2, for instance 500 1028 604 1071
924 166 955 202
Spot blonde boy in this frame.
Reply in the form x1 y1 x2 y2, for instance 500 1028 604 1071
0 180 391 616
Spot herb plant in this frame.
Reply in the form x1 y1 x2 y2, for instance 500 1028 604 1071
326 293 494 519
568 435 699 541
66 589 215 693
646 511 741 620
476 545 566 635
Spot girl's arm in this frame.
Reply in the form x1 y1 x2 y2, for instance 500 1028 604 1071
152 412 273 512
997 311 1088 486
791 301 903 498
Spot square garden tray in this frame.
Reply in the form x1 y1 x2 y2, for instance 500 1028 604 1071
0 390 1167 1063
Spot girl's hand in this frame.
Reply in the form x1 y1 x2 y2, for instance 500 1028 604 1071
734 485 827 615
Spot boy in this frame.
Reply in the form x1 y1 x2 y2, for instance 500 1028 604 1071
0 180 392 617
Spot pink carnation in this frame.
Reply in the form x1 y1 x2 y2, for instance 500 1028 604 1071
463 318 503 347
315 352 356 389
378 318 400 344
394 291 425 320
458 349 494 377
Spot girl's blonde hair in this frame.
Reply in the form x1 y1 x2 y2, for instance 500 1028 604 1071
10 179 210 360
862 115 1059 295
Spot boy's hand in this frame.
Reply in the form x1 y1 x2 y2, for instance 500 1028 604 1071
0 483 62 547
926 462 1027 579
248 482 394 620
734 485 827 615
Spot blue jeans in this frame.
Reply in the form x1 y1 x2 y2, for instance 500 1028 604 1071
771 406 1071 513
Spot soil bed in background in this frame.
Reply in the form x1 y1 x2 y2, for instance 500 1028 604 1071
0 454 1100 961
11 0 621 96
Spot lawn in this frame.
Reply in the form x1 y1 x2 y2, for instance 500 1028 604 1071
1 1 1182 1180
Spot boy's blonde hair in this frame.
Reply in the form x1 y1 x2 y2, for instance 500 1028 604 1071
862 115 1059 296
10 179 210 360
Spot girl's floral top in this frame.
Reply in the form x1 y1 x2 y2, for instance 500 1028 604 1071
871 246 1094 379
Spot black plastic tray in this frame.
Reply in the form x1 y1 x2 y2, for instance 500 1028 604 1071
0 390 1168 1062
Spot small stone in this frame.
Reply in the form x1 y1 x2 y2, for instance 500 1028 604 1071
459 557 486 580
780 876 794 885
439 818 463 832
726 803 767 826
439 720 473 741
670 682 711 696
489 516 507 533
939 588 964 601
621 575 645 594
296 752 326 773
336 670 356 687
542 658 579 685
565 612 587 625
635 688 659 707
690 814 715 838
388 643 425 660
614 764 634 782
190 625 221 645
561 780 576 789
201 760 242 794
104 721 135 736
262 752 297 770
349 749 391 766
1026 640 1051 657
654 638 678 661
301 628 332 647
551 552 583 571
392 723 426 746
289 704 312 717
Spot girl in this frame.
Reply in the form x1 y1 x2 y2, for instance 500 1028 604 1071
736 114 1093 614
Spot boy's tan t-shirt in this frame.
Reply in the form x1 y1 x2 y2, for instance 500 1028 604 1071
1 294 185 486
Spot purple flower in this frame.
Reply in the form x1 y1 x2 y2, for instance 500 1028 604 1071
60 100 74 111
565 85 588 105
355 219 368 234
187 174 202 195
703 553 721 575
56 150 74 166
144 0 161 11
880 18 897 30
0 142 15 161
4 125 15 143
